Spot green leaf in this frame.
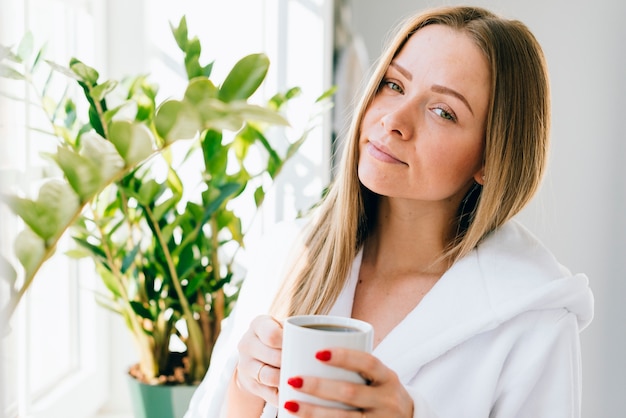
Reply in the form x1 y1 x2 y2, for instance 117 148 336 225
91 79 118 102
108 120 154 166
316 84 338 102
17 32 34 62
202 62 213 78
80 132 126 183
201 130 228 180
242 125 281 177
130 301 154 321
170 16 188 51
285 86 302 100
87 104 106 138
219 210 243 244
70 58 99 85
269 86 302 110
72 236 107 261
233 128 252 162
121 244 141 274
183 273 206 299
45 59 80 80
152 194 179 223
64 99 77 128
5 180 80 240
285 129 311 161
176 245 199 280
95 293 122 314
64 247 92 259
96 264 123 298
228 101 289 126
184 37 203 79
54 146 102 200
154 99 201 143
201 183 241 224
0 254 18 287
136 179 162 207
0 64 25 80
195 99 245 132
253 185 265 207
184 78 218 104
31 45 46 72
0 45 21 63
14 228 47 278
219 53 269 102
166 164 184 198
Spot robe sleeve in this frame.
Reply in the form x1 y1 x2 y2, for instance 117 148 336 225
405 385 440 418
490 309 582 418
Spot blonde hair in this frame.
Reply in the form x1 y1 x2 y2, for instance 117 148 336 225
270 6 550 318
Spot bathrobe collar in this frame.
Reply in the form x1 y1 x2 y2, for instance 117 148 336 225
328 219 593 383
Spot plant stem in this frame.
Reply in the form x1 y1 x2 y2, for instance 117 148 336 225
92 199 159 380
210 216 225 330
144 204 207 381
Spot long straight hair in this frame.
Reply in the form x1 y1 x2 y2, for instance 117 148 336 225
270 6 550 318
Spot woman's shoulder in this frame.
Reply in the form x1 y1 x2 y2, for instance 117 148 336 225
471 219 593 331
477 218 571 280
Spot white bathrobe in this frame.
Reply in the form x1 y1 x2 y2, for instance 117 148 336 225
185 218 594 418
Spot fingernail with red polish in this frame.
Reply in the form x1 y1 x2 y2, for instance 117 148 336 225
315 350 332 361
287 377 303 388
284 401 300 412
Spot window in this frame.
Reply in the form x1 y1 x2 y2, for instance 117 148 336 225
1 1 109 417
1 1 333 416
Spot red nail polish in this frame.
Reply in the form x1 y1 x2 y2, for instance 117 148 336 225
284 401 300 412
315 350 332 361
287 377 303 388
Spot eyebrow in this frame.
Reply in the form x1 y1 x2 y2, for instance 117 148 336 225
390 61 413 80
389 61 475 116
431 84 474 115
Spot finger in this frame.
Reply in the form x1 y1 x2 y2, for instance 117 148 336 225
288 375 374 411
252 315 283 348
315 348 388 385
238 318 283 368
257 362 281 387
310 349 414 415
282 399 363 418
235 366 280 406
238 354 282 392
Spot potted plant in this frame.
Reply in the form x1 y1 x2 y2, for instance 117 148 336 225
0 17 330 417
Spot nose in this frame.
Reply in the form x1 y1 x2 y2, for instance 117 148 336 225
380 101 416 140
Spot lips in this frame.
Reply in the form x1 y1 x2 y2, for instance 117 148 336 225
365 141 406 164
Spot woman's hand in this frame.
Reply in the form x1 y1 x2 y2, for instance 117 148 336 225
282 347 414 417
235 314 284 406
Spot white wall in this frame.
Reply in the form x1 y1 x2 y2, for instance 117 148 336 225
351 1 626 416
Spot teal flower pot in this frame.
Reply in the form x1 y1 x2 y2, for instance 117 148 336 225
127 375 197 418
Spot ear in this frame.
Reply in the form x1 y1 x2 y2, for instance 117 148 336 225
473 166 485 185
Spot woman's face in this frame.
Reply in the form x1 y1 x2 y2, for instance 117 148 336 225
358 24 490 208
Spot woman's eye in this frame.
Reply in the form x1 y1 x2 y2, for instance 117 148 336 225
384 81 403 93
433 107 457 122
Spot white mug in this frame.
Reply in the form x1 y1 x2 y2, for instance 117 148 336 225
278 315 374 416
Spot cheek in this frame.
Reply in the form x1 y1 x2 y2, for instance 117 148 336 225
426 140 484 183
357 148 378 186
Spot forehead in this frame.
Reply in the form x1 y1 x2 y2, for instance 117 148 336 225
392 24 490 93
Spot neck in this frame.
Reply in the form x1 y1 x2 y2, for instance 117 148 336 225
363 197 456 276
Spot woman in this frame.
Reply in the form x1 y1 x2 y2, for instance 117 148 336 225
185 6 593 417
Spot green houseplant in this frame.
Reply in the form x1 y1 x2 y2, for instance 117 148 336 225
0 16 330 412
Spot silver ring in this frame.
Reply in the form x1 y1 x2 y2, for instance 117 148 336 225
256 363 266 384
